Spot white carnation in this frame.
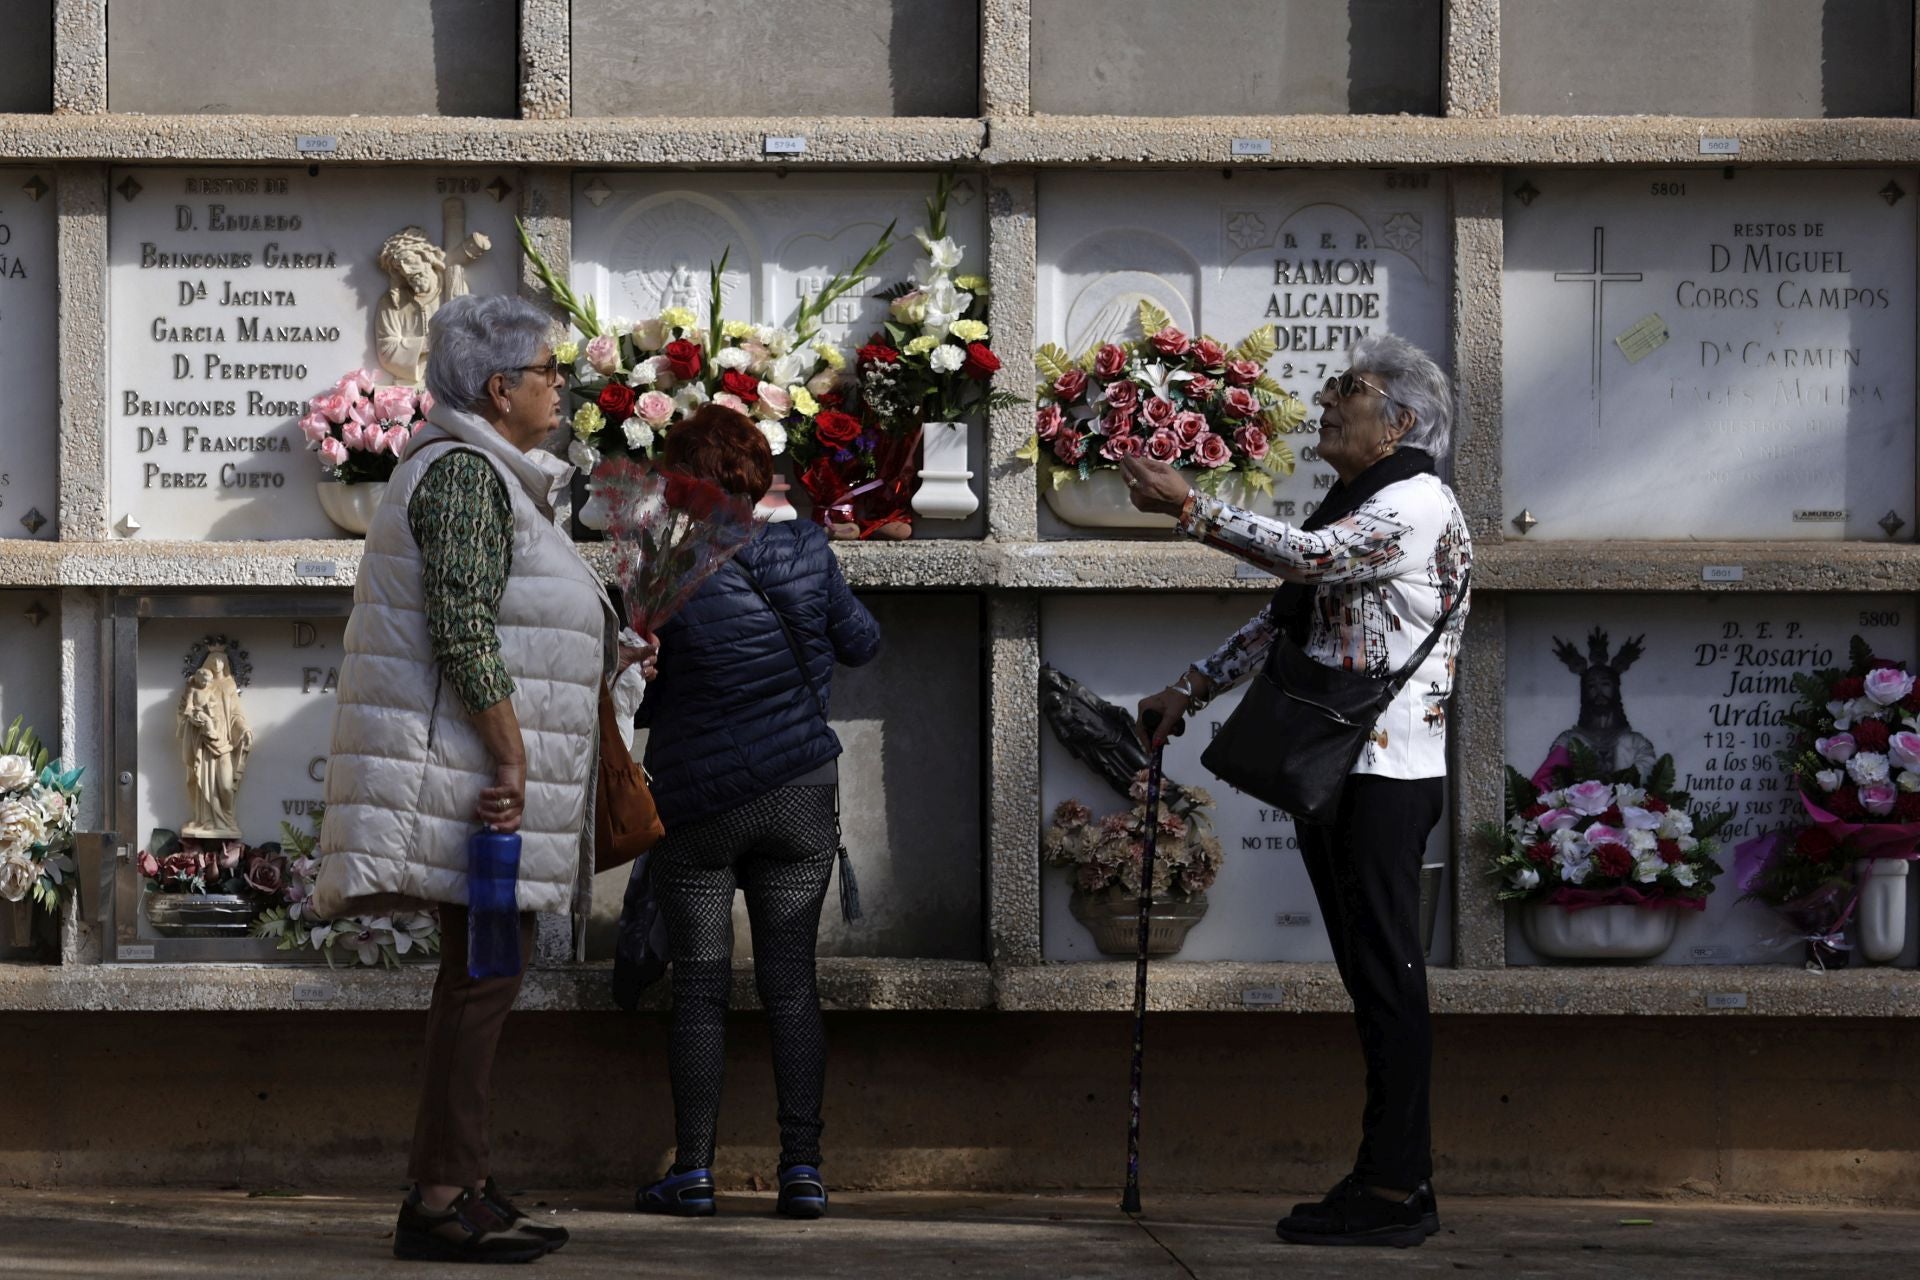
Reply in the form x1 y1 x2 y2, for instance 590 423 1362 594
1629 829 1658 854
757 421 788 456
1657 810 1694 839
928 344 965 374
1549 826 1585 852
622 420 655 452
0 754 35 792
1633 857 1664 884
627 360 658 388
1900 770 1920 793
714 347 752 372
1848 751 1891 785
1676 835 1698 853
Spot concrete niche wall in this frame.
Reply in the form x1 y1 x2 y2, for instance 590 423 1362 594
1031 0 1441 116
106 0 518 116
571 0 981 117
0 3 52 112
1503 0 1914 117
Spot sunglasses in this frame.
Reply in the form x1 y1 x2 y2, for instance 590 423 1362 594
1323 369 1389 401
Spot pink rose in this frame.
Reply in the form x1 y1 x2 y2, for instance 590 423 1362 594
342 368 377 395
243 855 285 896
1184 374 1215 400
418 391 435 417
1563 780 1615 815
1148 326 1190 357
159 852 200 882
347 398 378 429
586 335 620 375
1234 424 1270 461
1862 782 1899 816
216 841 245 872
1103 380 1140 415
1890 732 1920 772
1051 430 1087 464
712 392 750 415
1537 808 1580 833
319 438 349 467
1172 411 1207 446
755 382 792 417
1193 338 1228 367
1865 666 1916 706
299 413 332 446
1093 344 1128 379
1818 733 1858 764
1035 405 1066 441
1100 432 1144 462
372 384 416 424
1224 359 1262 388
1191 431 1232 468
1582 823 1625 848
340 421 366 451
1221 387 1260 419
383 425 411 457
1053 369 1089 403
1141 396 1177 430
136 850 160 878
1144 428 1181 462
310 389 352 424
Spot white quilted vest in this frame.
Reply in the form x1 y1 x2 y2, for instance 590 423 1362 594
312 405 612 919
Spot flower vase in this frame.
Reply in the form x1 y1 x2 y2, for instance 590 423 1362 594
1521 903 1678 961
1853 857 1911 963
576 482 613 532
144 890 258 939
315 481 387 537
0 897 48 961
1069 886 1209 957
756 461 798 524
911 421 978 520
1044 471 1257 531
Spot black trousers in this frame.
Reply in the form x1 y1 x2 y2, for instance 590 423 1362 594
1295 773 1446 1190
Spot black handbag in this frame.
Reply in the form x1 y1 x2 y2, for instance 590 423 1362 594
611 847 670 1010
1200 570 1468 825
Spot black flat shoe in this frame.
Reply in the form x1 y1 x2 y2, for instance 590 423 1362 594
482 1177 569 1253
393 1187 548 1264
1288 1175 1439 1236
1276 1181 1427 1249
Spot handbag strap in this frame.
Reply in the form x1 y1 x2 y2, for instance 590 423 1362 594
1384 567 1472 696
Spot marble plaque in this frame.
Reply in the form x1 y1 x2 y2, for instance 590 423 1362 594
0 592 61 755
1506 595 1920 965
0 170 59 540
133 615 344 853
107 168 521 540
1038 171 1452 529
1503 170 1918 540
1040 596 1452 963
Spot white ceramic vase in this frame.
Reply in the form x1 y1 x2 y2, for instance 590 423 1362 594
911 421 978 520
1043 469 1256 530
756 463 798 524
1521 903 1678 961
575 484 613 531
315 481 387 537
1853 857 1911 963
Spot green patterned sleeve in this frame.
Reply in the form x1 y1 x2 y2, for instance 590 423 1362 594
408 450 516 714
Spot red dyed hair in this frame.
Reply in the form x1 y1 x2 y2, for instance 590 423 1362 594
661 404 773 501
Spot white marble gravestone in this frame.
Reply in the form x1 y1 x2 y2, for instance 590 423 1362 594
107 168 520 540
0 592 61 755
1038 171 1453 529
133 615 343 852
1040 596 1452 963
1506 594 1920 965
1503 170 1918 540
0 170 59 540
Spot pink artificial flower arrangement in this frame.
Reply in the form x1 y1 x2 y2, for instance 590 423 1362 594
300 368 432 484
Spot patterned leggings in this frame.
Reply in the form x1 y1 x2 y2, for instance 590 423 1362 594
649 784 837 1172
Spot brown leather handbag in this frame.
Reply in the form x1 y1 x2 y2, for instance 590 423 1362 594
594 683 665 873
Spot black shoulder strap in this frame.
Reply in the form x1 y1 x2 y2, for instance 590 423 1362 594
1387 568 1471 695
735 558 829 720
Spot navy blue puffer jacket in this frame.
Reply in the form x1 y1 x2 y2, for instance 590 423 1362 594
638 520 881 827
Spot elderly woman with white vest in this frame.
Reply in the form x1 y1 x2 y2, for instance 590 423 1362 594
313 294 625 1264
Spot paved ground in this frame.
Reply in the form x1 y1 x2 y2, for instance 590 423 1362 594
2 1187 1916 1277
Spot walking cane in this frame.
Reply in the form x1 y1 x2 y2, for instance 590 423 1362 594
1121 708 1180 1216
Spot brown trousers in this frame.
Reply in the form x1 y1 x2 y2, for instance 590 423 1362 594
407 903 537 1187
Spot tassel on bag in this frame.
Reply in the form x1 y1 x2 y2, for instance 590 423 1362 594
837 843 863 923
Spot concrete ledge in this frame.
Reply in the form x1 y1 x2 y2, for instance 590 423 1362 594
0 113 984 165
1476 540 1920 594
995 961 1920 1016
986 113 1920 167
0 956 991 1013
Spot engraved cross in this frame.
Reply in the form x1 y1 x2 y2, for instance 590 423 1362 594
1553 227 1643 411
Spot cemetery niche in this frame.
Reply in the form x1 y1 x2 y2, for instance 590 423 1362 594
0 169 59 540
1504 595 1920 967
1034 171 1451 535
0 591 66 963
1039 596 1451 964
106 168 521 541
1503 169 1918 541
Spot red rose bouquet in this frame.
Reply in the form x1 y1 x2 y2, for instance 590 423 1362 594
594 457 758 642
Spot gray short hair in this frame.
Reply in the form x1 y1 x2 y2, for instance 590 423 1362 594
425 294 553 413
1349 332 1453 460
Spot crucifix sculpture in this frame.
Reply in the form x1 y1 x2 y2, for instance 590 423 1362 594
1553 226 1642 414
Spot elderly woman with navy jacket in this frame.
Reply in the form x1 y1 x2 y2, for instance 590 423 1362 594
631 405 881 1221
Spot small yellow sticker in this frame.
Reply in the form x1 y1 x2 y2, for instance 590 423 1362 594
1613 313 1671 364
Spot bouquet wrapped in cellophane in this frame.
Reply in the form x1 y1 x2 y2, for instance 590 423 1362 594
596 457 759 641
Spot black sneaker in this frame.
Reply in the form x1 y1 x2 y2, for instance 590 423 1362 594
393 1187 548 1263
776 1164 828 1219
635 1167 717 1217
1276 1180 1427 1248
482 1177 569 1253
1289 1176 1439 1236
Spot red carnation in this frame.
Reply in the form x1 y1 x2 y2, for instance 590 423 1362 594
664 339 703 381
1591 842 1634 879
1853 718 1891 752
1643 796 1670 814
858 342 901 367
719 370 761 402
1598 806 1624 828
1899 793 1920 822
1871 657 1906 670
1832 676 1866 700
1525 841 1555 866
1520 803 1548 820
1901 690 1920 715
1656 838 1684 865
1795 826 1840 863
1825 784 1864 819
813 410 862 450
597 383 637 418
962 342 1001 381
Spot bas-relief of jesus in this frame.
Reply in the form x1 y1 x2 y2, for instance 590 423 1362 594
375 197 492 386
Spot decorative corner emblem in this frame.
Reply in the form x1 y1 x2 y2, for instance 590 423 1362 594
23 601 48 628
19 507 46 535
1881 180 1906 207
116 514 142 537
1880 510 1906 538
1513 180 1541 207
22 174 48 202
486 176 514 204
1512 509 1538 535
582 177 614 208
116 175 143 203
948 178 978 207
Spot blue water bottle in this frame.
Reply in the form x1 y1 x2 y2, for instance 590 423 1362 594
467 826 523 979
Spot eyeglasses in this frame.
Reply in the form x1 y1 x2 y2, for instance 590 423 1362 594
1323 369 1389 401
513 357 564 382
